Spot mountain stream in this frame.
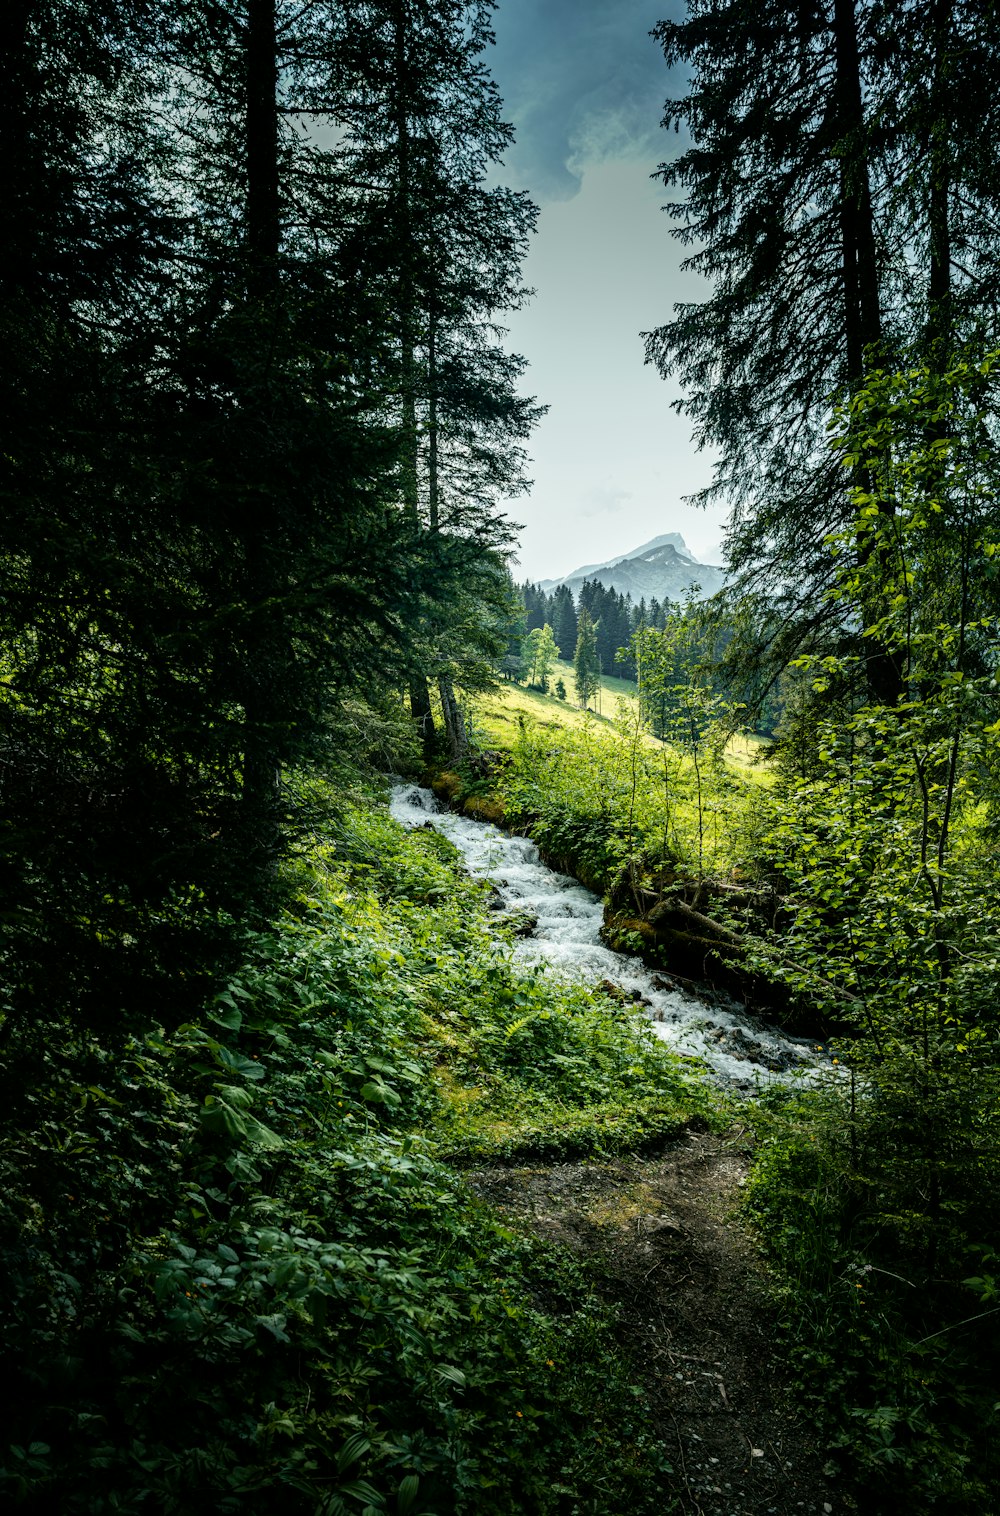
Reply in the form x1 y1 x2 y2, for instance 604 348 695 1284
390 783 825 1092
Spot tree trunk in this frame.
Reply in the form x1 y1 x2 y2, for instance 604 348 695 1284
247 0 280 274
427 310 439 530
833 0 881 379
241 0 282 865
409 677 436 758
393 0 420 529
926 0 953 361
832 0 902 706
438 676 467 762
393 2 437 754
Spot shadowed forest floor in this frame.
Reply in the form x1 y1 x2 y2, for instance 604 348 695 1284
466 1131 852 1516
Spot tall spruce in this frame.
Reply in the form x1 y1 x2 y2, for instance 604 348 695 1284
646 0 1000 706
573 608 601 710
552 583 578 659
329 0 541 756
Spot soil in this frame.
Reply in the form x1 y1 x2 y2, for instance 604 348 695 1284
465 1129 854 1516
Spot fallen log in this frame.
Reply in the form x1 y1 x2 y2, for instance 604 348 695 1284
646 897 863 1008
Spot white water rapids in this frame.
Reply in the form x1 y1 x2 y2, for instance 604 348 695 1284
390 783 826 1092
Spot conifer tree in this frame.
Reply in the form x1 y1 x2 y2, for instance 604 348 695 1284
552 583 578 658
521 581 550 632
647 0 1000 705
330 0 541 755
573 609 601 710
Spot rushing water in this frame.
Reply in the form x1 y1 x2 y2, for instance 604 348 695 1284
390 783 824 1091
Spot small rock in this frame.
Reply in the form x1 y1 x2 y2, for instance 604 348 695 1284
641 1214 683 1235
598 978 631 1003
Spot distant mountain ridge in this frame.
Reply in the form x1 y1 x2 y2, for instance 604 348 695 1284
539 532 727 604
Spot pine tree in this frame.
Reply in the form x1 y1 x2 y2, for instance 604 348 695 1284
573 609 601 710
521 581 549 632
552 583 578 659
330 0 541 756
498 579 528 681
646 0 1000 705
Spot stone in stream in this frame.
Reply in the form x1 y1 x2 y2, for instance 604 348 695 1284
597 978 653 1009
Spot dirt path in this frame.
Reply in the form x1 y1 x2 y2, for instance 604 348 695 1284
466 1130 852 1516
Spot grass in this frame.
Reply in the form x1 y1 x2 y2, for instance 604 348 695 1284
466 668 771 780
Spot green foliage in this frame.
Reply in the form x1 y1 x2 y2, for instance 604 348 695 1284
0 784 694 1512
470 369 1000 1505
430 957 720 1162
523 623 558 692
647 0 1000 700
1 0 542 1085
736 356 1000 1509
745 1083 1000 1511
572 609 601 710
740 355 1000 1042
319 801 719 1163
490 688 761 900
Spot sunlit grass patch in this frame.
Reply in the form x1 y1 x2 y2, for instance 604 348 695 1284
436 1089 720 1165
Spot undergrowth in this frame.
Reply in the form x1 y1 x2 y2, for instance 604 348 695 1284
0 777 717 1513
745 1080 1000 1514
451 688 1000 1511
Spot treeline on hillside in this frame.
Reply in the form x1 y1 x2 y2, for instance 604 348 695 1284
504 578 788 734
514 578 665 683
505 576 676 680
1 0 536 1071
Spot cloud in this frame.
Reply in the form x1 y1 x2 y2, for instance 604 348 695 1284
489 0 682 201
581 485 632 518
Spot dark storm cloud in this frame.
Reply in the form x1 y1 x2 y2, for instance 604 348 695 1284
489 0 683 200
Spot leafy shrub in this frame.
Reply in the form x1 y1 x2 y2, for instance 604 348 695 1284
746 1081 1000 1512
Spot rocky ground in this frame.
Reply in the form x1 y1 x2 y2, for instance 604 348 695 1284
466 1131 856 1516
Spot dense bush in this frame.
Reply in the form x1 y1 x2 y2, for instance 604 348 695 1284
746 1079 1000 1512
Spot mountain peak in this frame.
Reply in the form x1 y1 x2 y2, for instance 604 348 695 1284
536 532 726 603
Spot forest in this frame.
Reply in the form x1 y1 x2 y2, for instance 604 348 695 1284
2 0 999 1513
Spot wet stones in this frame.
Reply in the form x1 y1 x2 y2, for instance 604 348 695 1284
597 979 653 1009
702 1023 797 1074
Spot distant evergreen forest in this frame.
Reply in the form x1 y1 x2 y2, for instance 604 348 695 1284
514 578 655 682
505 578 788 735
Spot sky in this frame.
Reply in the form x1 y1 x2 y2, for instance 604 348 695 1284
485 0 728 583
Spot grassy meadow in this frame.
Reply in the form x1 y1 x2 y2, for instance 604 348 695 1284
468 662 768 776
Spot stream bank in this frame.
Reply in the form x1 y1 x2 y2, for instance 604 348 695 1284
391 781 847 1512
390 788 854 1509
415 775 832 1087
393 782 826 1091
427 766 838 1040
